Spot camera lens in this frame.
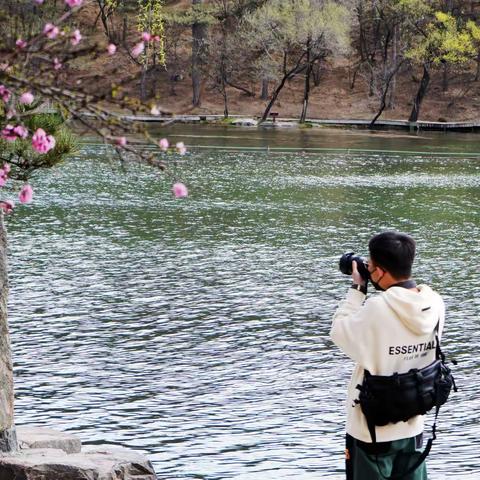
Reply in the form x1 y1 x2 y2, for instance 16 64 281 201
339 252 370 281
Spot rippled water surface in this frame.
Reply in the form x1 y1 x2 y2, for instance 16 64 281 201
7 126 480 479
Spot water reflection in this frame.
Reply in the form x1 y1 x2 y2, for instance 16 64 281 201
7 128 480 479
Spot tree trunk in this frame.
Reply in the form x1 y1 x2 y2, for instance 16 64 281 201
140 67 148 102
260 54 306 123
368 63 375 97
97 1 110 39
299 41 312 124
0 211 17 452
387 24 397 109
408 64 430 123
312 60 321 87
260 78 269 100
442 63 449 92
122 17 127 44
370 60 404 128
191 0 208 107
260 81 286 123
220 64 228 118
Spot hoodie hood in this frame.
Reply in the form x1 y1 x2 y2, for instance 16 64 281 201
382 284 442 335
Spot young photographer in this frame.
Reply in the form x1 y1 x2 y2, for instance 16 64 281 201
331 231 445 480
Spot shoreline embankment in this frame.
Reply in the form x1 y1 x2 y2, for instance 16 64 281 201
88 112 480 133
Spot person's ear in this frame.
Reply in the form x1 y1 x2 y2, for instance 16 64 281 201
376 266 385 279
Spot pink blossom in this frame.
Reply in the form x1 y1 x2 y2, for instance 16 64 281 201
115 137 127 146
0 168 7 187
0 201 14 214
172 182 188 198
20 92 34 105
65 0 83 7
53 57 62 70
34 0 45 4
131 42 145 58
19 184 33 204
6 109 15 119
44 23 60 39
159 138 169 151
16 39 27 49
107 43 117 55
3 164 11 174
142 32 152 42
1 125 17 141
154 35 161 42
71 29 82 46
0 85 11 103
176 142 187 155
13 125 28 139
32 128 56 153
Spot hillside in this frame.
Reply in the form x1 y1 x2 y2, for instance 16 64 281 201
76 1 480 124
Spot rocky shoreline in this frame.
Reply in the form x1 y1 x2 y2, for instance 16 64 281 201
0 426 157 480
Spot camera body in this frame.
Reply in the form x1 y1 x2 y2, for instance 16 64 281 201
339 252 370 282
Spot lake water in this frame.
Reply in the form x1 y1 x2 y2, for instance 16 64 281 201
7 125 480 479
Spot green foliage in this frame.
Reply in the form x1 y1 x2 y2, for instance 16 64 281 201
164 3 217 27
137 0 166 65
466 19 480 46
396 0 432 17
407 11 476 65
241 0 351 80
22 113 64 134
0 114 77 181
243 0 350 52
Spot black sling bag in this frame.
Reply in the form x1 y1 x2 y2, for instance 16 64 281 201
355 323 457 479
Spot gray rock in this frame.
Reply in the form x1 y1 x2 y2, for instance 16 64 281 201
230 118 258 126
17 426 82 454
0 446 157 480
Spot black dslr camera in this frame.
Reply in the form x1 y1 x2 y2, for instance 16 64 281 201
339 252 370 282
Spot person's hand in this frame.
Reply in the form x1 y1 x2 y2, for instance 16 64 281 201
352 261 366 286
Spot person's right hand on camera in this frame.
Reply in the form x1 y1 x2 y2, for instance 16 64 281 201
351 260 366 287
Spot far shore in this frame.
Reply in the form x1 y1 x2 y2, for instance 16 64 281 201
78 111 480 133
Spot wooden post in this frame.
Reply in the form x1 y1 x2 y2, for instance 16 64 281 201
0 211 17 452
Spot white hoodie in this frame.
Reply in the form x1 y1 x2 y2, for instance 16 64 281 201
330 284 445 443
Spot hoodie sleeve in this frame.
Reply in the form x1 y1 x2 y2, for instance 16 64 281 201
330 288 379 368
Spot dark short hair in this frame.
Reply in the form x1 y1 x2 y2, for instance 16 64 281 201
368 231 416 279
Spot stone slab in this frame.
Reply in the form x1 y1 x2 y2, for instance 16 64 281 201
17 426 82 454
230 118 258 126
0 446 157 480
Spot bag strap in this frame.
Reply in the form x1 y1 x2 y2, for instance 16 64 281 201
368 318 443 480
367 405 440 480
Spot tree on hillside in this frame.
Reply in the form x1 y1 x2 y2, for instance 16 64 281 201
296 1 351 123
241 0 351 124
407 10 476 122
191 0 210 107
208 0 267 117
137 0 166 101
361 0 431 127
164 1 213 107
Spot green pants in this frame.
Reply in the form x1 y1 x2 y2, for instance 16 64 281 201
345 434 427 480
